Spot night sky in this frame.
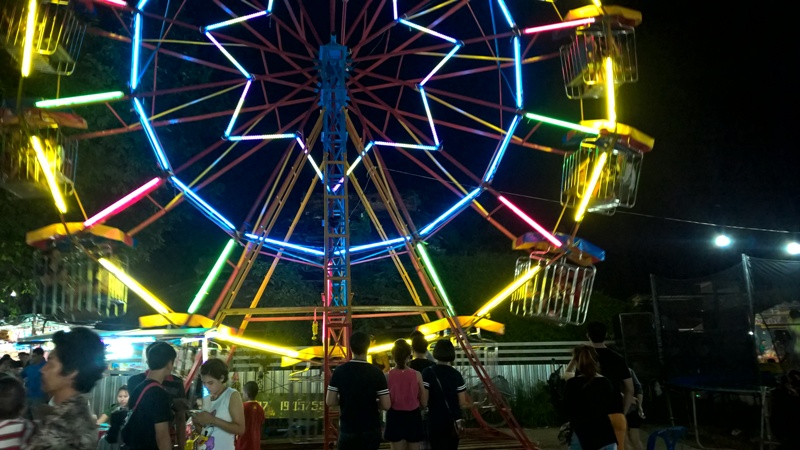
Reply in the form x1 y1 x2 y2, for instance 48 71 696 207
133 0 799 307
12 0 790 320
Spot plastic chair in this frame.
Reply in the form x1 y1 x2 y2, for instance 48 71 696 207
647 426 687 450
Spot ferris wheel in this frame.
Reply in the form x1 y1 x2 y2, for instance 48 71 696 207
1 0 653 446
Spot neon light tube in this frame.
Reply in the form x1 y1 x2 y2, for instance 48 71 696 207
295 135 306 151
418 245 456 316
84 177 162 228
393 0 398 19
208 332 300 358
523 18 595 35
224 79 252 137
99 258 172 315
495 0 516 29
497 196 562 247
592 0 603 7
205 32 251 77
604 57 616 126
373 141 438 151
244 233 325 256
20 0 37 77
475 266 541 317
205 10 269 31
574 151 608 222
171 177 236 231
35 91 125 109
419 44 461 86
346 237 407 254
419 187 482 236
398 19 457 44
368 340 402 354
525 112 600 134
98 0 128 6
346 142 374 176
306 154 325 183
30 136 67 213
418 88 440 146
267 0 274 12
132 98 172 171
483 114 521 183
131 12 143 89
227 133 296 141
136 0 151 9
513 37 522 109
188 239 236 313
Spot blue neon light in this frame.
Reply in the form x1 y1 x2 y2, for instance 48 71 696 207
420 44 461 86
205 10 269 31
224 79 252 137
244 233 325 256
205 32 251 77
483 114 520 183
398 19 457 44
133 98 172 172
373 141 438 151
227 133 296 141
419 88 439 145
347 237 408 254
514 37 522 109
171 177 235 232
419 188 482 236
131 13 142 90
496 0 516 29
267 0 274 12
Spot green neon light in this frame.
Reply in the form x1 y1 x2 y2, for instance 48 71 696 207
188 239 236 314
525 112 600 135
417 244 456 316
35 91 125 109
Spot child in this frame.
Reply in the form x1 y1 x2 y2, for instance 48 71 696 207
236 381 265 450
0 374 33 449
97 385 130 425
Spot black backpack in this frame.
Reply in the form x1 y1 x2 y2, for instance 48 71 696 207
105 408 129 443
119 381 163 448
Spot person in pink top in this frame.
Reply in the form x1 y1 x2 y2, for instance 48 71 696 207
384 339 428 450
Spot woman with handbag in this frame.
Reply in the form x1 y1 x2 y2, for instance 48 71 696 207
421 340 470 450
563 345 618 450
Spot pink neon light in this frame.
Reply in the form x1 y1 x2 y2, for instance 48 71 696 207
84 177 163 228
523 18 595 35
98 0 128 7
498 196 562 248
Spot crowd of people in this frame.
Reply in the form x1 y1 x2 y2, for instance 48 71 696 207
0 328 266 450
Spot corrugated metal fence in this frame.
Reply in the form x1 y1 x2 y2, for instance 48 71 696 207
89 340 586 418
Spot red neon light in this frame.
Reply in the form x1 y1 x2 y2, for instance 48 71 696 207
97 0 128 7
523 18 595 35
84 177 163 228
498 196 562 248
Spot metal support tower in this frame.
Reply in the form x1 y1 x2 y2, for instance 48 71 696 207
319 36 351 450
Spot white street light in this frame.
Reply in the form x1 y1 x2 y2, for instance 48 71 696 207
714 234 732 247
787 242 800 255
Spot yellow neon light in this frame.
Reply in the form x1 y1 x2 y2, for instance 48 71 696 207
30 136 67 213
209 332 300 358
21 0 37 77
98 258 172 315
574 151 608 222
604 57 616 127
475 266 541 317
591 0 603 7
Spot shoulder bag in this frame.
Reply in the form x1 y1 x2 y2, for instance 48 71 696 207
432 368 465 438
119 381 163 449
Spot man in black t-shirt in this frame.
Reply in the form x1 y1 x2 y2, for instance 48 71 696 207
587 321 633 450
128 343 189 449
326 331 391 450
122 342 176 450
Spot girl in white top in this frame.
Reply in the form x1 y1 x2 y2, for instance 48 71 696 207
193 359 245 449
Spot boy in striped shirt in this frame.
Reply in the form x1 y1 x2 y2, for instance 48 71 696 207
0 374 33 449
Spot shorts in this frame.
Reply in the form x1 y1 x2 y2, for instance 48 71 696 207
337 429 382 450
384 408 424 442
